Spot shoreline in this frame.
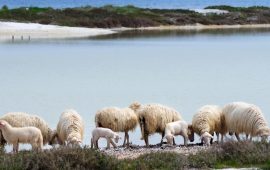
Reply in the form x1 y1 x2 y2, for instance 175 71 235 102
114 23 270 31
0 21 116 41
1 21 270 41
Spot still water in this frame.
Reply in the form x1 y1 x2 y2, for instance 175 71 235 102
0 29 270 150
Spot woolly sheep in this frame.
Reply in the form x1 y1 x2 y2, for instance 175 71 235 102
91 127 121 149
222 102 270 142
95 106 138 147
164 120 194 146
129 102 182 147
192 105 225 146
56 109 84 146
0 112 56 146
0 120 43 152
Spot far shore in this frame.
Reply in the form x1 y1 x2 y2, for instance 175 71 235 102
115 23 270 31
1 21 270 41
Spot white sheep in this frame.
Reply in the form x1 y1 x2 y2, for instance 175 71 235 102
129 102 183 147
222 102 270 142
192 105 225 146
91 127 121 149
0 120 43 152
164 120 194 146
95 106 138 147
0 112 56 146
56 109 84 146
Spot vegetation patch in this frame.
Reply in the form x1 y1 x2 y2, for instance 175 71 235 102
1 5 270 28
1 141 270 169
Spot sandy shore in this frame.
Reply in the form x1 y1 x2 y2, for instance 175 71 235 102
1 21 270 41
0 21 116 41
114 23 270 31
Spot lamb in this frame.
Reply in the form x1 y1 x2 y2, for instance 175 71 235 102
192 105 225 146
222 102 270 142
129 102 184 147
95 106 138 147
0 112 56 146
91 127 121 149
164 120 194 146
56 109 84 146
0 120 43 152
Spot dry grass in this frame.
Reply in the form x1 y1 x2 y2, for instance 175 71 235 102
1 141 270 169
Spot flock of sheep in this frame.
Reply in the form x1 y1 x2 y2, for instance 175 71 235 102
0 101 269 152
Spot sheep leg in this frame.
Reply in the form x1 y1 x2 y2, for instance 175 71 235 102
144 133 149 147
91 138 93 149
246 134 249 141
216 133 219 143
173 138 176 145
210 133 214 144
249 136 253 141
160 131 165 146
221 134 224 143
126 132 130 147
183 136 188 146
109 138 117 148
235 133 241 141
123 132 127 147
13 143 19 153
106 137 111 149
95 139 99 149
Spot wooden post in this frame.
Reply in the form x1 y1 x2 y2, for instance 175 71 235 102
21 36 23 40
12 35 14 42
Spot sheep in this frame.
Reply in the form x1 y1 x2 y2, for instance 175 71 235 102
95 106 138 147
192 105 225 146
164 120 194 146
0 120 43 152
91 127 121 149
129 102 183 147
0 112 56 146
56 109 84 147
222 102 270 142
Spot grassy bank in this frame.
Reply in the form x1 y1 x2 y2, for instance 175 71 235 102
0 5 270 28
1 141 270 169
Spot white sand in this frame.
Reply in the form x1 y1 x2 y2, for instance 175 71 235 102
114 23 270 31
0 21 116 41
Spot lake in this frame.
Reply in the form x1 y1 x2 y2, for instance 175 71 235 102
0 28 270 150
1 0 270 9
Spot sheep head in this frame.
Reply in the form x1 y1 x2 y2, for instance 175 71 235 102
48 130 59 145
129 102 141 112
0 120 8 129
114 134 121 143
201 132 213 146
67 136 82 147
257 127 270 142
164 134 174 145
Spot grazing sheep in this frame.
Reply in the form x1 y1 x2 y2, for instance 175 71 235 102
0 120 43 152
222 102 270 142
164 120 194 146
95 106 138 147
91 127 121 149
129 102 182 147
56 109 84 146
0 112 56 146
192 105 225 146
